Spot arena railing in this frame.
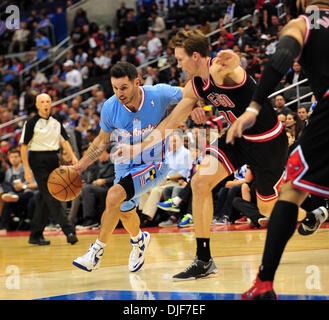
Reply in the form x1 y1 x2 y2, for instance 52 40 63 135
268 78 312 108
19 36 71 85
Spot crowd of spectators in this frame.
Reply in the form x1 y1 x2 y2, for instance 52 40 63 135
0 0 318 232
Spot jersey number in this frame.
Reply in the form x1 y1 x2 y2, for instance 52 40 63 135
218 110 237 125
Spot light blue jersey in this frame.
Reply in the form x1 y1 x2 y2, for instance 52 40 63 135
100 84 183 211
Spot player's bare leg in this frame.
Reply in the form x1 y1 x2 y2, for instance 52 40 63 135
173 155 229 281
73 184 151 272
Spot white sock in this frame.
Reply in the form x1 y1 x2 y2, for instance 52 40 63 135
131 229 143 242
94 238 106 249
173 196 182 206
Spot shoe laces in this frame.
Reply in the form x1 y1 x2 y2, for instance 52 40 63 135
184 260 199 272
85 244 103 264
130 234 145 258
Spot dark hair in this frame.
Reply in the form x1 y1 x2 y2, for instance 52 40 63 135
7 148 20 156
110 62 138 81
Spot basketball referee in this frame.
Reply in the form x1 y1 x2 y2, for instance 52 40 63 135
20 93 78 245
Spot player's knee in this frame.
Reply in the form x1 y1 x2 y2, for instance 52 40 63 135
106 185 126 208
257 199 276 217
191 175 212 194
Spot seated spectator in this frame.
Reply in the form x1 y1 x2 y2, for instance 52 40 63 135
284 61 307 87
138 132 193 226
245 53 261 80
8 21 31 53
297 105 309 126
285 128 296 152
76 147 115 229
156 144 203 227
0 148 37 231
137 4 150 34
277 113 286 126
95 91 106 113
217 27 235 50
73 8 89 28
244 20 257 44
158 1 169 21
118 9 138 46
35 31 51 61
76 115 91 140
146 30 163 60
235 27 252 51
232 180 269 228
74 47 88 65
267 15 280 37
67 145 99 224
91 112 101 135
273 94 293 115
213 165 253 224
93 50 112 73
116 1 129 28
285 111 305 139
149 10 167 45
62 60 83 95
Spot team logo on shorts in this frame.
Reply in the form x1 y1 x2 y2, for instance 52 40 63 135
139 168 157 186
145 169 156 183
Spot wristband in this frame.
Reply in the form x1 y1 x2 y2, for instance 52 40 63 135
246 107 259 115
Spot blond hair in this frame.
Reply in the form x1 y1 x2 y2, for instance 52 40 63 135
170 29 210 57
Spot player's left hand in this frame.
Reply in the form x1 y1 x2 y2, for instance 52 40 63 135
226 110 258 145
214 50 240 74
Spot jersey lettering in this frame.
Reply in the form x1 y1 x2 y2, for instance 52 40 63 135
206 93 235 108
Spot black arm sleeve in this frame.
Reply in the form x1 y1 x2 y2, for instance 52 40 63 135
252 36 302 106
60 123 69 140
22 116 39 145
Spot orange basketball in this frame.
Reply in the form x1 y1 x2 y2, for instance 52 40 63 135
47 166 82 202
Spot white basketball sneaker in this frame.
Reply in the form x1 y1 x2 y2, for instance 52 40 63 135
128 231 151 272
73 243 104 272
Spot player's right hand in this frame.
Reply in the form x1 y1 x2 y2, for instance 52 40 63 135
226 110 257 145
191 107 207 124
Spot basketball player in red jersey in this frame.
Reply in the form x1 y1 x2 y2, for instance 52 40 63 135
226 0 329 299
116 28 307 281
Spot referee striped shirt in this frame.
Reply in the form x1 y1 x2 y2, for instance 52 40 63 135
20 114 69 151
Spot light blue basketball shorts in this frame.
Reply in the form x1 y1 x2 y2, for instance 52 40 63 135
114 161 169 212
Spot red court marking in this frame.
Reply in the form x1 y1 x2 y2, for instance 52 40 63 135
1 222 329 238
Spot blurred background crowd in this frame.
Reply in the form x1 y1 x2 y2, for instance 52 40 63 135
0 0 319 232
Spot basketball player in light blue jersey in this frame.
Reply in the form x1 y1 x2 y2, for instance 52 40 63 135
72 62 183 272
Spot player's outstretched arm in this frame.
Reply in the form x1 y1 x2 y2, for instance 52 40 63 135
73 128 112 173
226 18 306 145
114 82 197 162
210 50 245 85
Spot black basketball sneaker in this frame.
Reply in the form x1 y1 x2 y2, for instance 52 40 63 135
172 257 218 281
298 206 328 236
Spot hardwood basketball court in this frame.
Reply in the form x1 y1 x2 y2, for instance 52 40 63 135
1 222 329 301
